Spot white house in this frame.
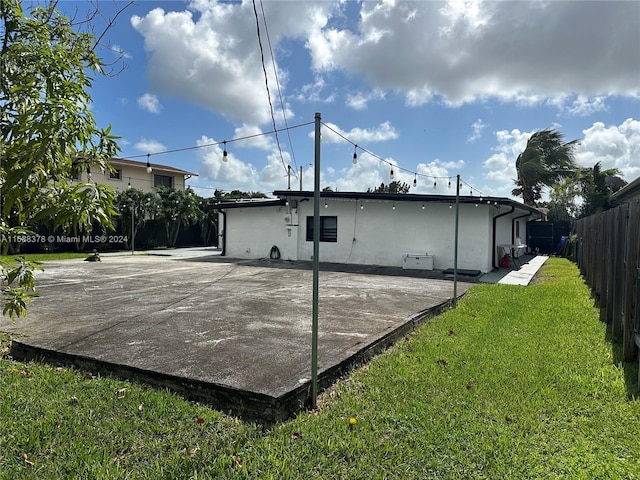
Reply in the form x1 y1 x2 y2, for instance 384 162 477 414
75 157 197 192
210 190 541 274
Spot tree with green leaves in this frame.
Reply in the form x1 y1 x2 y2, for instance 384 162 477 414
155 187 202 247
114 189 159 250
512 129 579 207
1 0 125 319
367 181 411 194
578 162 626 217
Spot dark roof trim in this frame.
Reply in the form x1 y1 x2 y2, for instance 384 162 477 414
206 198 286 211
272 190 540 214
108 157 198 176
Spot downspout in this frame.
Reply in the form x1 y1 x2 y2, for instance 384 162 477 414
219 210 227 256
512 212 531 243
492 205 515 269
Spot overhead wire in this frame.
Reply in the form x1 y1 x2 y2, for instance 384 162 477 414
117 114 489 200
118 120 314 162
258 0 299 176
251 0 288 177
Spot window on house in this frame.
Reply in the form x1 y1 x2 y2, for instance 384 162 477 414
154 174 173 188
306 216 338 242
109 169 122 180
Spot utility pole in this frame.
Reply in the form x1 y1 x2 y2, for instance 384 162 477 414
311 112 321 409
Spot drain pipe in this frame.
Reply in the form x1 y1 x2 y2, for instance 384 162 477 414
219 210 227 256
492 205 515 269
511 212 542 248
512 212 532 243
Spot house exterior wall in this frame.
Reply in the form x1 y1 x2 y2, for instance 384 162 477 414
220 197 528 273
223 204 294 259
76 166 187 192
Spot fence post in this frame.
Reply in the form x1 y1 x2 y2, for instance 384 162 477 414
623 201 640 362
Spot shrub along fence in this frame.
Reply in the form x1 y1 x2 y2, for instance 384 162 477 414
574 189 640 366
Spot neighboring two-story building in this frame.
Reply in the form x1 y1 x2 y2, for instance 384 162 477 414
76 157 197 192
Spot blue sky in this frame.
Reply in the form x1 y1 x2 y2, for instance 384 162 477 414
66 0 639 199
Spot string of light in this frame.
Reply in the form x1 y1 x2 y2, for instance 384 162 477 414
320 121 490 199
115 114 490 200
117 120 315 163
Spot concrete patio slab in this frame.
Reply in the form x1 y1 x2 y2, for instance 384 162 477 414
5 253 474 422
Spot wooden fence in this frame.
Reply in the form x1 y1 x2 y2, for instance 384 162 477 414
574 198 640 364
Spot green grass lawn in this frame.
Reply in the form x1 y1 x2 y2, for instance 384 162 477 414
1 258 639 479
0 252 90 263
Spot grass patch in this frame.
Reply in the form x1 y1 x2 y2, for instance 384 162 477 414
0 252 89 263
1 258 639 478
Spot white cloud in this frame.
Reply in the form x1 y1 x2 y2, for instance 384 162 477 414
319 121 399 144
575 118 640 181
482 129 532 196
306 1 639 106
131 2 337 125
232 124 275 151
110 44 132 60
197 135 294 193
294 76 335 104
467 118 485 143
345 89 385 110
137 93 162 114
134 138 167 154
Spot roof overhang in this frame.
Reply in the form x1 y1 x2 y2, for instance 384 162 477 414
272 190 540 215
108 157 198 177
608 175 640 206
206 198 286 211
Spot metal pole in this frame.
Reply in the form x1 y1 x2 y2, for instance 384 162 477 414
131 203 135 255
453 174 460 305
287 165 292 190
311 112 321 409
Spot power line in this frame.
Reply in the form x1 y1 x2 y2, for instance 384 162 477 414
252 0 288 177
258 0 299 176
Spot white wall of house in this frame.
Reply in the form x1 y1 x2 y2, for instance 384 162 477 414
221 196 532 273
223 204 295 259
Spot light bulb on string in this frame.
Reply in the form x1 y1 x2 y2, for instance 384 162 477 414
146 153 153 173
222 141 228 163
352 145 358 165
421 203 425 210
449 203 452 209
448 178 451 189
324 200 328 209
360 201 364 210
390 165 395 180
127 177 132 189
433 179 437 189
413 174 417 187
392 201 396 210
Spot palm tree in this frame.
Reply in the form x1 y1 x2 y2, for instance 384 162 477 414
512 129 579 206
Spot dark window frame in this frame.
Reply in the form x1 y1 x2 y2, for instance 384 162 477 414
109 169 122 180
306 215 338 242
154 174 174 188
